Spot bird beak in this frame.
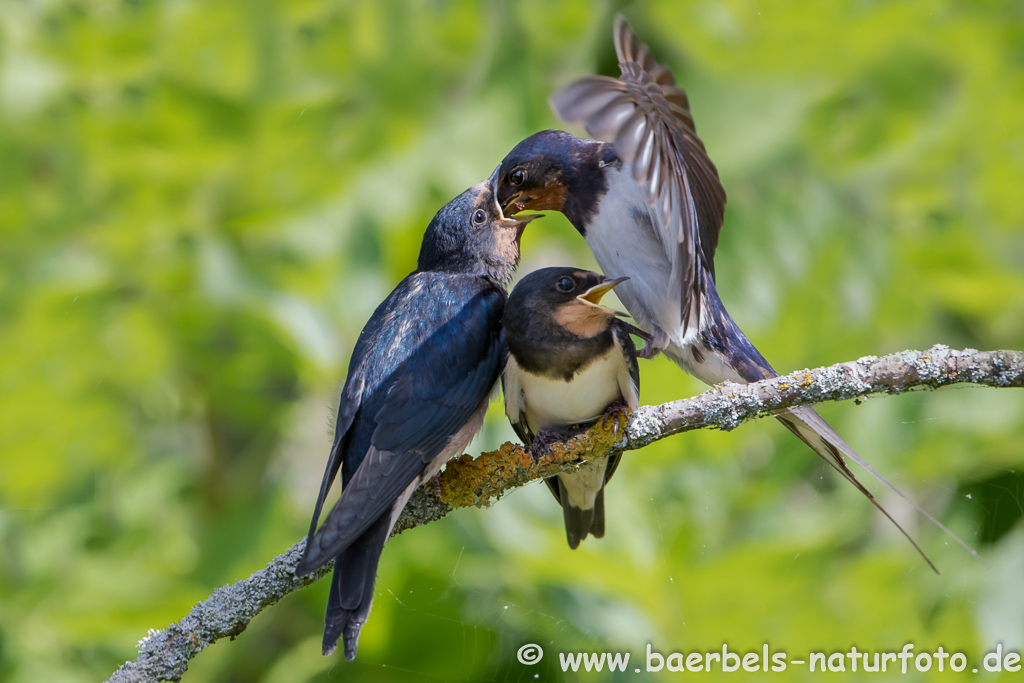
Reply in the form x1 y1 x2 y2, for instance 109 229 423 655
487 164 519 214
577 277 629 316
501 190 524 214
487 163 502 186
502 212 542 234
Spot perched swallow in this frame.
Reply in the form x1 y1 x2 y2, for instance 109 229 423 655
502 267 644 548
296 179 535 659
493 16 947 566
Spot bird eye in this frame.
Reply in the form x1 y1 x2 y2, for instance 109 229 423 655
508 168 526 186
472 209 486 225
555 276 575 293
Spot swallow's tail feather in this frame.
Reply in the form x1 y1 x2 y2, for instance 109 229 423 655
323 514 390 659
549 452 619 549
779 405 981 566
711 331 947 571
590 489 607 539
667 270 983 568
776 405 941 571
556 477 603 550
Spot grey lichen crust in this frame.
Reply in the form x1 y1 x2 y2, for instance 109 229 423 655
624 345 1023 451
106 346 1023 682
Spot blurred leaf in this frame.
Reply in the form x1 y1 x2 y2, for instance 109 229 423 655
1 0 1021 681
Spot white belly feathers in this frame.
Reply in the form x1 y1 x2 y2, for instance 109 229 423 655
518 346 624 435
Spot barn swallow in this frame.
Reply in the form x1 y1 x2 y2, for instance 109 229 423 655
502 267 645 548
493 16 943 566
295 179 536 659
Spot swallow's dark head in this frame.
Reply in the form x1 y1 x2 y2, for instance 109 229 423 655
506 266 628 340
494 130 616 231
418 180 540 284
494 130 573 214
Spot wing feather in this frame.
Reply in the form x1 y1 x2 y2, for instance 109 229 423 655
501 353 534 446
299 277 505 573
550 15 727 334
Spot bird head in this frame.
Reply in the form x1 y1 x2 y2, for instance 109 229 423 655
493 130 594 215
508 267 628 340
417 180 541 284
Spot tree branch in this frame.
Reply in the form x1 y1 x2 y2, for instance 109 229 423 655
106 345 1024 682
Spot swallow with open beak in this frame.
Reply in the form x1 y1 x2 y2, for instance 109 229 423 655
502 267 645 548
492 15 959 567
295 178 537 659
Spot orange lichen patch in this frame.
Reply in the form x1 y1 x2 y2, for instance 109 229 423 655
437 419 623 509
800 372 814 389
438 442 530 508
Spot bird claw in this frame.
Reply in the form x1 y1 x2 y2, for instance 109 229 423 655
601 401 632 440
529 429 564 462
631 325 666 360
636 343 661 360
428 471 444 499
622 321 654 344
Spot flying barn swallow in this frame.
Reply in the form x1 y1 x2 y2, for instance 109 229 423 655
493 16 943 565
295 179 536 659
502 267 645 548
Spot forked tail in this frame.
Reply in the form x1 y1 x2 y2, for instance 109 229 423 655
683 271 980 570
778 405 981 571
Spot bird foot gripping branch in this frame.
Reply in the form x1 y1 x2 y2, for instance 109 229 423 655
600 401 633 439
436 416 629 510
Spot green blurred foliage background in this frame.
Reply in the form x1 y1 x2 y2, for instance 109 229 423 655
1 0 1023 680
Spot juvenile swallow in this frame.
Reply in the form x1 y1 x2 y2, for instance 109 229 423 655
296 179 535 659
493 16 956 566
502 267 644 548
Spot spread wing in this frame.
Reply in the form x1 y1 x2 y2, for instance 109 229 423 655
550 14 727 330
298 278 505 573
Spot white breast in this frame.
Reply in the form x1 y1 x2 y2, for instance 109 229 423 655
584 165 687 346
518 346 625 435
